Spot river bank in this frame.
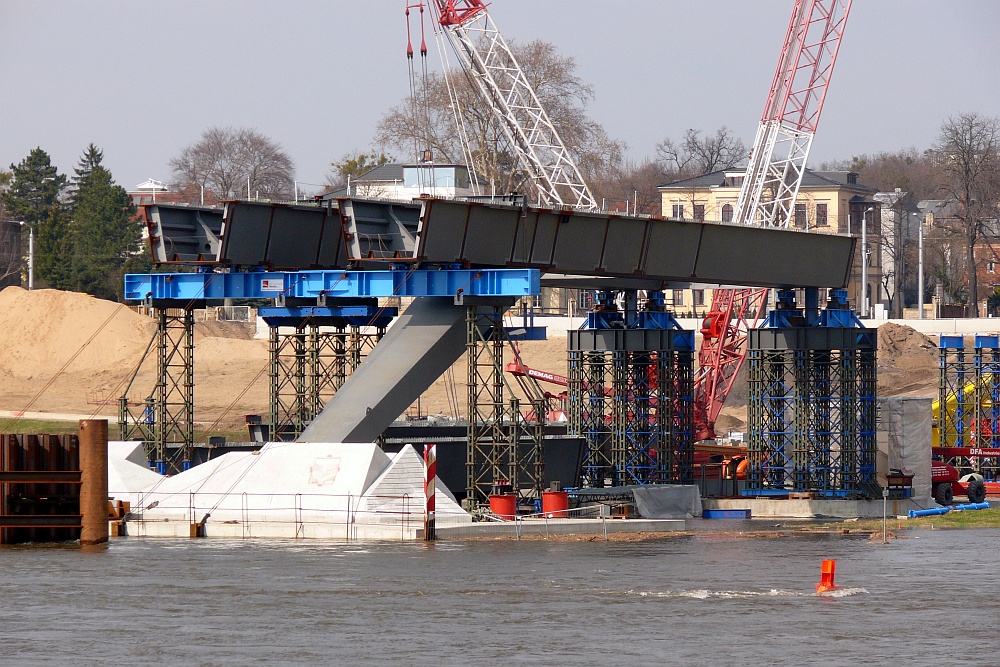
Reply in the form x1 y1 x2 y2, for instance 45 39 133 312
452 506 1000 542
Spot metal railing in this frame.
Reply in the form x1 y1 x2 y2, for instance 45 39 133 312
119 490 431 541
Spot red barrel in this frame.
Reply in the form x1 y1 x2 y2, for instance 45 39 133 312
542 491 569 518
489 494 517 520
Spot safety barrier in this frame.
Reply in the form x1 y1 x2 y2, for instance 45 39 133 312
117 490 462 541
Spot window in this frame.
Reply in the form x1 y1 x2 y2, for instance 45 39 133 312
693 204 705 222
672 289 685 306
794 203 807 228
671 204 685 219
816 203 828 226
990 261 996 274
693 289 705 307
721 203 733 223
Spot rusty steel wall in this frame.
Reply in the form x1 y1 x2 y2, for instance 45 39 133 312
0 434 82 545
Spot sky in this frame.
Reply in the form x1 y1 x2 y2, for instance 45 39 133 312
2 1 998 195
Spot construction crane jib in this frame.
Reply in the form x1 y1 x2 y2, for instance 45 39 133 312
693 0 851 442
431 0 599 211
734 0 852 228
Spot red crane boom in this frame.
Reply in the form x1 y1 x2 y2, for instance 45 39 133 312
693 0 852 441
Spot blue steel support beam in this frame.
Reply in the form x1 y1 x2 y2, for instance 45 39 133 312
124 268 540 301
257 306 396 329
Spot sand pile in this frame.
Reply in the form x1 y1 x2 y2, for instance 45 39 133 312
0 287 156 380
876 322 938 397
0 287 268 428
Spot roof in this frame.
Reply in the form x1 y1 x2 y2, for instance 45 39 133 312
133 178 170 192
658 167 878 193
353 163 474 183
355 164 405 182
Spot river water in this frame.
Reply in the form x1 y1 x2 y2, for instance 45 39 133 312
1 525 997 666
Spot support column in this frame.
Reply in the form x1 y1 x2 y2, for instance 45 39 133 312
152 307 194 474
747 291 876 497
269 324 308 441
466 306 508 508
465 306 544 510
79 419 109 546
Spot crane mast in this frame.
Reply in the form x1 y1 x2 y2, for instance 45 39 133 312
430 0 599 210
735 0 852 228
693 0 852 440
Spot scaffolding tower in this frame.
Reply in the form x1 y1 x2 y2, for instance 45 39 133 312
262 302 392 441
746 290 877 497
938 334 1000 480
465 304 546 509
567 292 694 487
118 305 196 474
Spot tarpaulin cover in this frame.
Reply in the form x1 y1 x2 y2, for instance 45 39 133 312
632 485 702 519
877 397 932 500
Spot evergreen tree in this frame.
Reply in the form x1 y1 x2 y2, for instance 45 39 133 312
2 148 66 229
35 207 74 290
69 165 140 300
67 143 104 207
3 149 67 289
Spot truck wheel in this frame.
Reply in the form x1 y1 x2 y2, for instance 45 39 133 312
935 483 953 506
967 479 987 504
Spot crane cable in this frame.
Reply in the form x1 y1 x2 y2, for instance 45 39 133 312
405 4 421 179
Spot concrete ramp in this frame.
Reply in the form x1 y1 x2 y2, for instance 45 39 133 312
298 297 510 443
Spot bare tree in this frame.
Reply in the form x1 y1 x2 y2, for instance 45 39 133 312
375 39 623 199
656 127 747 177
590 159 668 215
170 127 295 201
935 113 1000 313
831 148 948 202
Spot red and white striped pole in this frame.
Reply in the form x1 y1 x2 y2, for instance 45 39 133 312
424 444 436 541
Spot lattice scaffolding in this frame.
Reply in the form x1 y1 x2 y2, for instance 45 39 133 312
938 334 1000 480
465 305 545 509
568 309 695 488
269 320 388 441
269 324 309 442
747 297 876 497
117 306 195 474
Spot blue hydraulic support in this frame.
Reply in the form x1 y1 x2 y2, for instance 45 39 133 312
568 290 694 487
124 268 540 302
257 305 396 330
746 289 877 498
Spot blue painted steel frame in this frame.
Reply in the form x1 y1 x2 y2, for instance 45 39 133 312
124 268 540 301
257 306 397 329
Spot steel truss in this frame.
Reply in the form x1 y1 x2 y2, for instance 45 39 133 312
118 307 195 474
747 317 876 497
939 335 1000 480
465 305 545 509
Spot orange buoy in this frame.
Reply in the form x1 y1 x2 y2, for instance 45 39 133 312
816 559 838 593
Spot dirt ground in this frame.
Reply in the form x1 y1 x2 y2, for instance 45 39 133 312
0 287 952 434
